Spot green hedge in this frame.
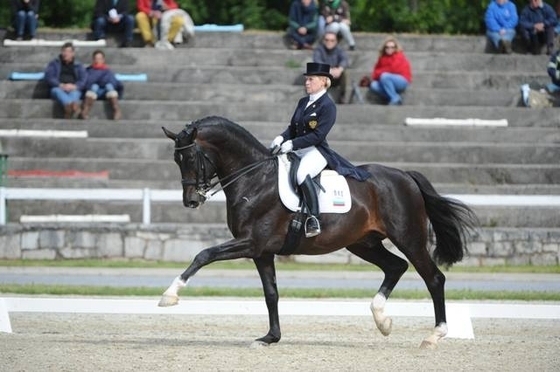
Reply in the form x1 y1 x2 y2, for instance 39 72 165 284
0 0 545 35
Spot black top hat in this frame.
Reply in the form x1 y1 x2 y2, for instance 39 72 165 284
303 62 333 81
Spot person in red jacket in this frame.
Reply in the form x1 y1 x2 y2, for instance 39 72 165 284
368 36 412 105
136 0 182 47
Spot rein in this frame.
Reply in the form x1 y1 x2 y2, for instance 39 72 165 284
175 142 275 199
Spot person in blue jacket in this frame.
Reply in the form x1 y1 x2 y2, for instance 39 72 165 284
81 50 124 120
518 0 558 55
269 62 370 238
485 0 518 54
43 42 87 119
287 0 318 50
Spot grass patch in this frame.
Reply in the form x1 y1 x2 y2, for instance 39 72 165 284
1 284 559 301
0 259 559 274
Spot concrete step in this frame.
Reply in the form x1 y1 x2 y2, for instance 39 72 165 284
0 81 523 107
6 157 560 185
0 47 549 73
5 199 558 228
0 100 558 128
2 136 558 164
1 63 549 90
2 29 541 55
3 118 559 143
5 29 490 53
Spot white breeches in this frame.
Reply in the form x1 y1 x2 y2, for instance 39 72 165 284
294 146 327 184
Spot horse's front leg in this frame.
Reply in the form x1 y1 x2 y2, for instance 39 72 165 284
158 238 253 307
251 253 281 347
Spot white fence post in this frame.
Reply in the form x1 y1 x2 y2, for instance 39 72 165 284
0 187 6 225
142 188 151 225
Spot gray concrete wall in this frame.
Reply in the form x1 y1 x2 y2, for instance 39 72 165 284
0 223 558 266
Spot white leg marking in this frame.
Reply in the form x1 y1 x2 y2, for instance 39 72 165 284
158 276 188 307
420 322 448 349
370 293 392 336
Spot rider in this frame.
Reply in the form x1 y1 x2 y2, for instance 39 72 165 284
270 62 370 238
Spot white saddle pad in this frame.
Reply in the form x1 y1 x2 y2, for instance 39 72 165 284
277 154 351 213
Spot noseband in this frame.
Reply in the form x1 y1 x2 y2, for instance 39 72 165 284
175 141 275 200
175 142 217 198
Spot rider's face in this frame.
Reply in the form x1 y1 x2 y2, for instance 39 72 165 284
305 75 326 95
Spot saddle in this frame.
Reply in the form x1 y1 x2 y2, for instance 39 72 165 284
277 153 351 255
277 154 351 214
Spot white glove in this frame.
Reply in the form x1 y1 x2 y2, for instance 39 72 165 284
280 140 293 154
270 135 284 155
270 136 284 149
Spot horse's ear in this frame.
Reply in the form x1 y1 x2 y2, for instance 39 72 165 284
162 126 177 141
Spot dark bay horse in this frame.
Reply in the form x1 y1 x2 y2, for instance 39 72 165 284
160 116 478 348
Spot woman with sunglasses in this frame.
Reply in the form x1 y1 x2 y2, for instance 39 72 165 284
368 36 412 105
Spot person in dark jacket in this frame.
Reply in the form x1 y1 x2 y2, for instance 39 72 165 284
269 62 370 238
43 42 87 119
10 0 40 40
518 0 558 55
92 0 135 47
546 49 560 92
81 50 124 120
287 0 318 50
313 31 349 103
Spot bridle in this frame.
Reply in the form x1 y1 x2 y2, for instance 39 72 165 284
174 141 275 200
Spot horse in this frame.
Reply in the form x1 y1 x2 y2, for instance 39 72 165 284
159 115 478 349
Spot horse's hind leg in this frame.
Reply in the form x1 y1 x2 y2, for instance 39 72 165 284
347 238 409 337
390 236 448 349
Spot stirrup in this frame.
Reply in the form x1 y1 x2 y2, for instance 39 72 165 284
304 215 321 238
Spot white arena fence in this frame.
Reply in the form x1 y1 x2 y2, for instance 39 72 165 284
1 187 559 225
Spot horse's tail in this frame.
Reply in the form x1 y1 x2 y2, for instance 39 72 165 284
406 170 479 266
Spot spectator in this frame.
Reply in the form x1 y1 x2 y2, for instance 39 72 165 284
43 42 87 119
287 0 318 50
10 0 39 41
485 0 518 54
546 49 560 93
318 0 356 51
136 0 188 49
81 50 124 121
368 36 412 106
518 0 558 55
91 0 135 48
312 31 349 103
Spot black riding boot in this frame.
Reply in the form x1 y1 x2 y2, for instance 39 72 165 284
300 175 321 237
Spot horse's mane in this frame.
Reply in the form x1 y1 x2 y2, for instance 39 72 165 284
187 116 267 152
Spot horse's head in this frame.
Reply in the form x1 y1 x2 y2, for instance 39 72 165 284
162 124 218 208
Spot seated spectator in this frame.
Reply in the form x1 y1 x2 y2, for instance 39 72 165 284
81 50 124 121
485 0 518 54
136 0 191 49
519 0 558 55
313 31 349 103
10 0 40 41
43 42 87 119
546 49 560 93
158 8 195 48
318 0 355 51
368 36 412 106
91 0 135 48
287 0 318 50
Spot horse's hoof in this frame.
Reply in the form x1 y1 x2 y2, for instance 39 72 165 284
158 295 179 307
250 340 269 349
378 317 392 336
419 340 438 349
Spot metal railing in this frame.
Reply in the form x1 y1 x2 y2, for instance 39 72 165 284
0 187 558 226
